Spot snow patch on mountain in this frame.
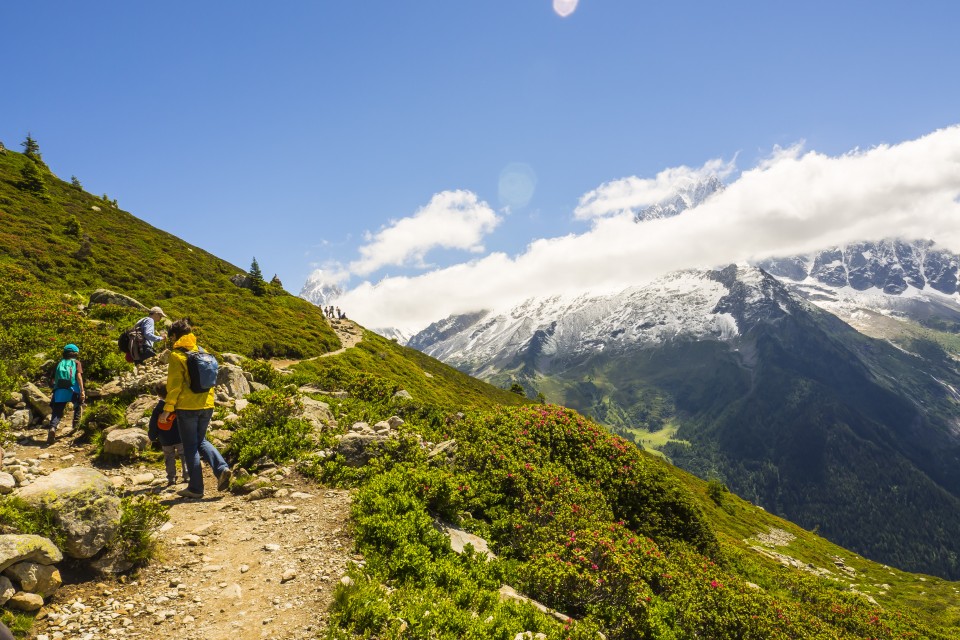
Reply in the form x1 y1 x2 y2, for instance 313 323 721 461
299 270 344 307
409 267 787 374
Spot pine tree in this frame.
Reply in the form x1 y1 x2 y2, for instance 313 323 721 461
70 175 83 190
21 133 41 162
249 258 267 296
19 160 50 200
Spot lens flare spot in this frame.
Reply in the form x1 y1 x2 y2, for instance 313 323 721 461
499 163 538 211
553 0 579 17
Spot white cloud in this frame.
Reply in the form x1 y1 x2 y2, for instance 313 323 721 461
337 125 960 332
575 157 736 220
348 190 501 276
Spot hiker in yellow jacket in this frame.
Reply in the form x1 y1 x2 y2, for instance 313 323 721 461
160 319 231 499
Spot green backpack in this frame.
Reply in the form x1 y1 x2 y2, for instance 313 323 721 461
53 359 77 390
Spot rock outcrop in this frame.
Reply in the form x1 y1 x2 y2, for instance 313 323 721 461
88 289 147 310
16 467 121 559
102 428 150 457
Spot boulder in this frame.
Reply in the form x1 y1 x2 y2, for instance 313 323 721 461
336 431 389 467
221 352 245 366
3 561 62 597
298 397 334 430
0 473 15 495
6 591 44 611
230 274 252 289
435 521 495 559
428 439 458 460
125 394 159 427
15 467 121 559
8 409 32 430
88 289 146 310
217 363 251 399
0 576 14 605
393 389 413 401
20 383 51 418
102 428 150 457
0 535 63 572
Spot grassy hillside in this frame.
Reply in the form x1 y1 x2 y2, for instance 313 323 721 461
3 139 958 638
293 329 531 409
0 144 338 369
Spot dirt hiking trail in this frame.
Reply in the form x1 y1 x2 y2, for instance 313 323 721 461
17 316 367 639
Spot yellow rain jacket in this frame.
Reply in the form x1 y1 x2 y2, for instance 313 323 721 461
164 334 215 412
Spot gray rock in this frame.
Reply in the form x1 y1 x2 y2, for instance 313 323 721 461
250 381 269 392
125 395 159 427
428 439 458 459
234 398 249 412
230 274 252 289
8 409 32 430
5 590 44 611
0 535 63 572
20 383 51 418
336 432 389 467
217 363 251 399
298 397 333 430
102 428 150 457
0 575 14 605
3 561 62 597
88 289 146 310
221 352 245 366
435 521 495 559
392 389 412 401
15 467 121 559
0 472 15 495
387 415 404 428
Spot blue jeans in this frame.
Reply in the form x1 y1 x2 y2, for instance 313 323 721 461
176 408 228 495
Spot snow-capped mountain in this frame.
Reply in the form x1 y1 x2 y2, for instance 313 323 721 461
408 263 960 579
634 175 724 221
408 265 798 376
299 270 344 307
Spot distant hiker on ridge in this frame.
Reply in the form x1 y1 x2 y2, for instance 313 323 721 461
161 319 232 499
47 343 85 444
130 306 168 363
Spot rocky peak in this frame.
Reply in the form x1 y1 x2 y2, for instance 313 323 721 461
299 270 344 307
635 175 725 222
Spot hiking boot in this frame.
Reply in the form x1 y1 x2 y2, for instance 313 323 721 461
177 488 203 499
46 429 56 445
167 477 177 486
217 468 232 492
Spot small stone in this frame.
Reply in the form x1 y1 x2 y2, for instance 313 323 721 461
273 505 297 514
263 544 281 552
240 565 250 573
281 569 297 583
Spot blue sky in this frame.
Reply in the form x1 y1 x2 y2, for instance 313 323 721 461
4 1 960 329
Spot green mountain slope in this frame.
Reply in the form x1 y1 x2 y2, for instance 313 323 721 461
0 145 338 363
2 140 958 638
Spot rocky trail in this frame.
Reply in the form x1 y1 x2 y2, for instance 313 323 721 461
5 317 366 640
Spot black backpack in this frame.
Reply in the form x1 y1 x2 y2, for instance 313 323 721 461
118 319 154 360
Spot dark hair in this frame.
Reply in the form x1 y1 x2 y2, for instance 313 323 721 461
62 351 78 360
169 318 192 340
153 382 167 397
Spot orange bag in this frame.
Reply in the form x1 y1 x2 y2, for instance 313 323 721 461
158 412 176 431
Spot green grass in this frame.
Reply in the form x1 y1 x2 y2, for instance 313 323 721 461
292 329 530 410
0 147 339 370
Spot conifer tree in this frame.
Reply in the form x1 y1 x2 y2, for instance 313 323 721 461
249 258 267 296
71 175 83 190
19 160 50 200
21 133 41 162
